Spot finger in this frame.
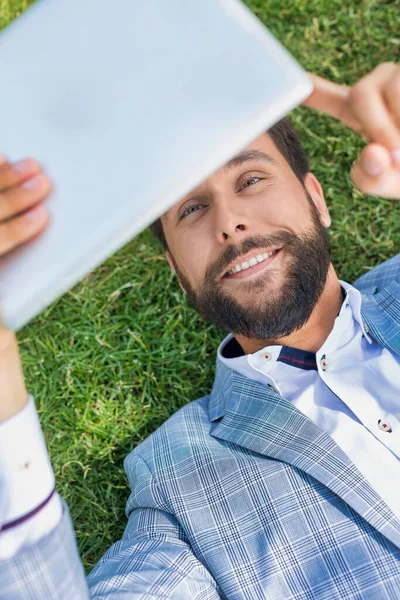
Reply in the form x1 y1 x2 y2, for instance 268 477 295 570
382 68 400 168
351 143 400 198
0 158 41 192
358 143 391 176
0 173 52 222
0 204 49 255
302 74 362 132
383 67 400 128
347 63 400 151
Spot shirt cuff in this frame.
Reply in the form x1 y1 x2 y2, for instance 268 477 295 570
0 395 63 558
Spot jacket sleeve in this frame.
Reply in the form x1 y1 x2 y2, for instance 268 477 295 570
353 253 400 291
0 501 89 600
87 452 221 599
1 447 220 599
0 397 89 600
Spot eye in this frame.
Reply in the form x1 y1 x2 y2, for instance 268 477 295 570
180 203 204 220
240 176 264 190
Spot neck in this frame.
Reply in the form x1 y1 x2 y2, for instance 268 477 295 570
235 265 343 355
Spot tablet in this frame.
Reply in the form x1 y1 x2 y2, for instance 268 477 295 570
0 0 312 331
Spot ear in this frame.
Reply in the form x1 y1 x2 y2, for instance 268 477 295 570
166 251 176 273
304 172 331 228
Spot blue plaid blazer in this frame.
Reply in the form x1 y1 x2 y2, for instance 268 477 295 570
1 254 400 599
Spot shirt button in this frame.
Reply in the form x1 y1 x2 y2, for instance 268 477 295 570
267 384 277 393
320 354 328 371
363 323 370 334
264 352 272 361
378 419 392 433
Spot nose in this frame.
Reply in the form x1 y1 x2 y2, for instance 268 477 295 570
214 195 249 242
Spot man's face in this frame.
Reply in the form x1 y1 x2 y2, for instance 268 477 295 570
161 132 332 340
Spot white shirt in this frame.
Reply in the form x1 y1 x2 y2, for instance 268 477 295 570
1 280 400 557
0 396 63 558
219 281 400 519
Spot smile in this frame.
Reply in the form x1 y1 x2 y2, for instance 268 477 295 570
223 248 282 279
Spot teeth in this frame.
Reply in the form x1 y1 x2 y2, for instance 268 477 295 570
227 249 278 276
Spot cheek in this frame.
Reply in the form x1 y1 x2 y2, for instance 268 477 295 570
171 238 210 286
255 190 310 231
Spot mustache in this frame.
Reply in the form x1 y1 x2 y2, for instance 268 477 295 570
204 231 296 284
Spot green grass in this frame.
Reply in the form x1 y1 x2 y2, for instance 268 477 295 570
1 0 399 571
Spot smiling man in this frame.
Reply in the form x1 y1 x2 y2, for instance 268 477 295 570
160 128 334 354
1 63 400 599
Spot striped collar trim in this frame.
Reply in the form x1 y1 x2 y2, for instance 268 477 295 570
277 347 317 371
220 336 318 372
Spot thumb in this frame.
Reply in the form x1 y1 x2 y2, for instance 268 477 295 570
350 143 399 198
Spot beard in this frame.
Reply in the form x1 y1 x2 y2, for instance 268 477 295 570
171 195 331 341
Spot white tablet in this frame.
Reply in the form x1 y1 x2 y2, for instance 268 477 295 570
0 0 312 331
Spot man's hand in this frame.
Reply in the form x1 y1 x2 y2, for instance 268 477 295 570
0 154 50 254
303 62 400 199
0 154 51 421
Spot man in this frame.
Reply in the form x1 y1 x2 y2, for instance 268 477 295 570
0 63 399 599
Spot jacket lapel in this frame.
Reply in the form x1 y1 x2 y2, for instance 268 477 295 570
209 360 400 549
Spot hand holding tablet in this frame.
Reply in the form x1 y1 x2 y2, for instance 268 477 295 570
0 156 51 255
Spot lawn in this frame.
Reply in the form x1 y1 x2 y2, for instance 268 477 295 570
1 0 399 571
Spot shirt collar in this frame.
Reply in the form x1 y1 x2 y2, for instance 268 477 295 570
338 280 372 342
217 334 251 372
217 280 372 372
217 335 282 393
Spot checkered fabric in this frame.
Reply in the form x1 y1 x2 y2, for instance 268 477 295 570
1 254 400 599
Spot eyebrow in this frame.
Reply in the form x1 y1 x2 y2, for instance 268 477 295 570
222 149 278 171
164 149 277 220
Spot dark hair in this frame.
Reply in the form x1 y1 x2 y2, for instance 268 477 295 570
149 117 309 250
